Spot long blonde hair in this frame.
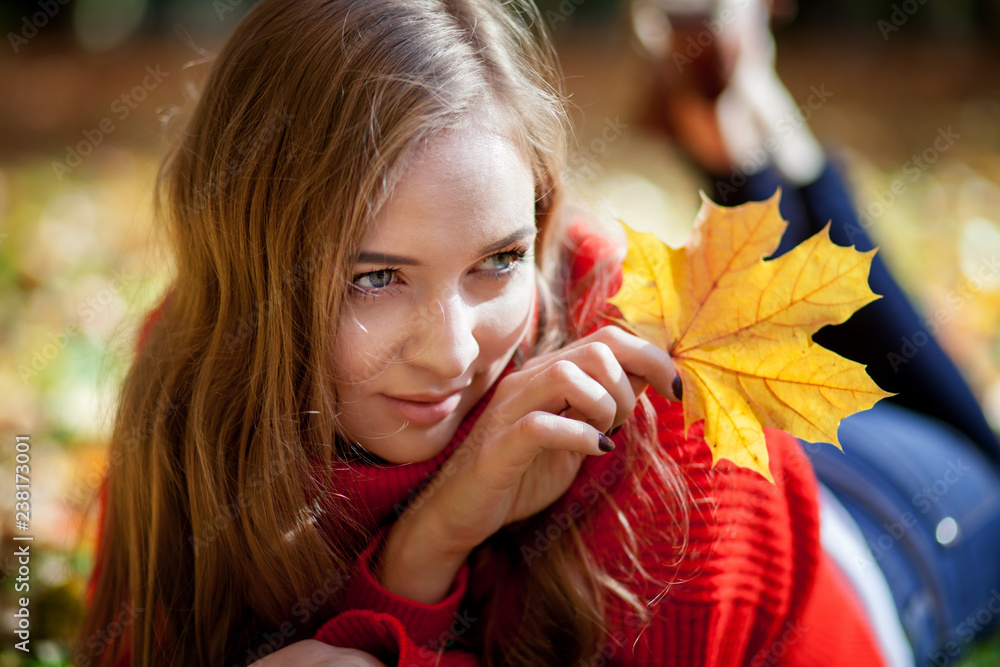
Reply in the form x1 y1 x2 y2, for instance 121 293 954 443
75 1 689 665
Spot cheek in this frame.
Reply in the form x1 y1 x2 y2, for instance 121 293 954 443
476 271 536 351
332 308 403 387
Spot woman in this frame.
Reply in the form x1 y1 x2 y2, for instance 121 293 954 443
77 0 903 665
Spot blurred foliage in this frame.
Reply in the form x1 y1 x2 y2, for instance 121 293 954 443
0 150 172 665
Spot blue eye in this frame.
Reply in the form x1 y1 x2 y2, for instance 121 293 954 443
353 269 395 290
483 248 528 280
480 253 514 270
349 268 403 302
348 246 530 304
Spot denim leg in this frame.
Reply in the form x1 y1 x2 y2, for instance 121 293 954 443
804 401 1000 666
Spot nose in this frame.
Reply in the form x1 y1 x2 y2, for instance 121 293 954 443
403 288 480 379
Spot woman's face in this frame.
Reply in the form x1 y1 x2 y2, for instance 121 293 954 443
332 118 538 464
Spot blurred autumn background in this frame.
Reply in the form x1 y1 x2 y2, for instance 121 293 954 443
2 0 1000 664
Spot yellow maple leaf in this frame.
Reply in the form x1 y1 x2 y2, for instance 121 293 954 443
609 191 894 483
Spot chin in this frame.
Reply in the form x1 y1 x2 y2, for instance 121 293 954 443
403 442 451 464
358 423 456 465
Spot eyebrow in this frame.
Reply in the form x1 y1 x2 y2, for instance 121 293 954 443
356 225 537 266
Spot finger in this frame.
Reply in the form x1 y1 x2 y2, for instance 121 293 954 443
516 359 618 433
502 411 614 471
582 326 681 402
524 327 680 429
564 340 639 428
518 341 638 428
513 326 681 420
478 364 618 481
532 326 679 402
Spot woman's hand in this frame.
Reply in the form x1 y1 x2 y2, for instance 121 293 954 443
434 324 678 538
380 325 678 603
251 640 387 666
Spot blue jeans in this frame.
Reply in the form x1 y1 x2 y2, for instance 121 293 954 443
808 403 1000 665
707 157 1000 665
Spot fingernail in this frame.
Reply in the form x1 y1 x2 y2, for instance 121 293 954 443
598 433 616 452
672 373 684 402
606 424 623 438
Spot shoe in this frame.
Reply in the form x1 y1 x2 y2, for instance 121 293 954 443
628 0 793 174
630 0 731 173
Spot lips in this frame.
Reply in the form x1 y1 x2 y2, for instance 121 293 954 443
389 390 462 402
381 390 463 426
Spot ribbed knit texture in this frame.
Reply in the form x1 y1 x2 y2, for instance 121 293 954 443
99 220 886 666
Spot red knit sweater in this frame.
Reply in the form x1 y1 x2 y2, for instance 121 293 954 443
97 221 886 666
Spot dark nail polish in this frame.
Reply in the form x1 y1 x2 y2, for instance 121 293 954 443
672 373 684 401
598 433 615 452
606 424 623 438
